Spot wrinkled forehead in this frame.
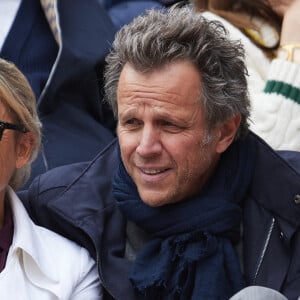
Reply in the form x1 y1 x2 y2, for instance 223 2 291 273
117 61 202 105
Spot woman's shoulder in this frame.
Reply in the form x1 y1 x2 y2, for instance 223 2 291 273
23 222 98 294
34 223 93 267
9 191 100 298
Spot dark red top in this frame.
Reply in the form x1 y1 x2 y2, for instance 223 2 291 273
0 201 14 272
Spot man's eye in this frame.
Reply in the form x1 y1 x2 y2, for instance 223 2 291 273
123 118 141 126
161 121 182 133
127 119 138 124
162 121 173 127
161 120 178 128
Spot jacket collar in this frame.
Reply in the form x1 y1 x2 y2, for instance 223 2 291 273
7 187 59 287
249 132 300 229
244 132 300 289
51 139 138 299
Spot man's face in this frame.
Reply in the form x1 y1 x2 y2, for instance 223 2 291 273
117 61 221 207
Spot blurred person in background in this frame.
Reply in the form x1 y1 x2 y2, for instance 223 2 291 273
192 0 300 151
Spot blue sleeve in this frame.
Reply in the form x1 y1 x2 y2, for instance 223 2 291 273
102 0 164 29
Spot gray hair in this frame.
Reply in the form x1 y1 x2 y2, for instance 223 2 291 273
104 5 250 138
0 58 41 190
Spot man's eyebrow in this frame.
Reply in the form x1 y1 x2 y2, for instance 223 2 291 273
118 108 138 119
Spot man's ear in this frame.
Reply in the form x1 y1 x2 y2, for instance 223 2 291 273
215 114 241 154
15 132 35 169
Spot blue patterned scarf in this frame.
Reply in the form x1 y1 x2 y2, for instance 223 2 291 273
112 135 256 299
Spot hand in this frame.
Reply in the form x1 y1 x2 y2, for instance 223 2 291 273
280 0 300 44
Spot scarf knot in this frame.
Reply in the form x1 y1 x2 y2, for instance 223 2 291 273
172 231 217 261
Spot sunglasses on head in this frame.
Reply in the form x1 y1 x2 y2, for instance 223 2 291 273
0 121 28 140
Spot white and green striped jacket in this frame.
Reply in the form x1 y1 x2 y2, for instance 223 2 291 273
203 11 300 151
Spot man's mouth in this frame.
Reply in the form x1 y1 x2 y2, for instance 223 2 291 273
142 168 169 175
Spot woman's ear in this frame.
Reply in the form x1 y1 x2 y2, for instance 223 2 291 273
15 132 35 169
215 114 241 154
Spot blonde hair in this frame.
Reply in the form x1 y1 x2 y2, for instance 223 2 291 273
0 58 41 190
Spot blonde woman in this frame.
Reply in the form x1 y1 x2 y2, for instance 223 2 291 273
0 58 101 299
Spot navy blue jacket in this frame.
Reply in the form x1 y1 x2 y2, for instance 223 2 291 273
19 132 300 299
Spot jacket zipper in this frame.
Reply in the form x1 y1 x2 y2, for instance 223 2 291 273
253 217 275 284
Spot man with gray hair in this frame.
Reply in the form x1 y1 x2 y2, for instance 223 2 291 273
20 5 300 300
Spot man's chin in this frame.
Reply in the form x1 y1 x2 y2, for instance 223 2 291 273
139 190 178 207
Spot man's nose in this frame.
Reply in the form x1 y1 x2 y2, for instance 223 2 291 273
136 125 162 157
